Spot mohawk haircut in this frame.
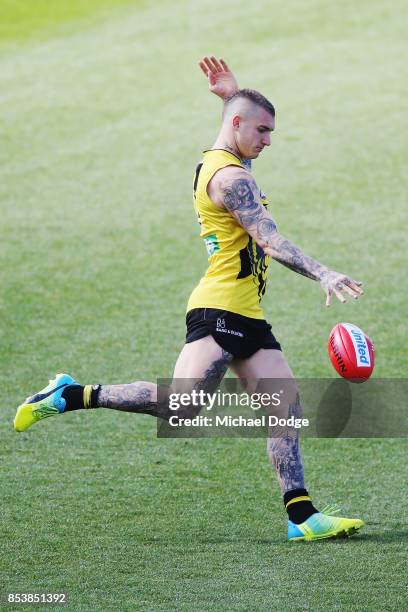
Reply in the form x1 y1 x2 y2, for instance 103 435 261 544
224 88 275 118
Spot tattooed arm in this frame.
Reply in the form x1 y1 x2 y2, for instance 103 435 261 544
208 166 363 306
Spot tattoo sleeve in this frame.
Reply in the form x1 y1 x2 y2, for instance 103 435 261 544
221 174 327 282
222 176 266 229
259 233 327 281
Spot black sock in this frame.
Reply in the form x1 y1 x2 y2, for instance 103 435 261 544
284 488 319 524
61 384 100 411
62 385 85 411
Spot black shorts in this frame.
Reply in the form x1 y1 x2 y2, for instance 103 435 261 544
186 308 281 359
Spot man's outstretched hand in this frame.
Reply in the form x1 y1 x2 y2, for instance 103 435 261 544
319 271 364 307
199 56 239 100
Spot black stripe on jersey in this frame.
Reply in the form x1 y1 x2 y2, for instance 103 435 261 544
193 162 203 197
237 238 252 279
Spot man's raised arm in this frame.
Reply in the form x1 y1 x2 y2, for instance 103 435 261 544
209 166 363 306
199 56 239 100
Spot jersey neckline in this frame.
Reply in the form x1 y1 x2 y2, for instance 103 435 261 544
203 149 242 164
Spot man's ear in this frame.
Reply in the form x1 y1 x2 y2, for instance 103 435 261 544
232 115 240 129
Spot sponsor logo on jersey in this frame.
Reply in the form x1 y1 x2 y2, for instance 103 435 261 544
343 323 371 367
204 233 220 256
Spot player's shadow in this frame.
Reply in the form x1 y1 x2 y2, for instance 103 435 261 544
315 379 352 438
190 535 280 545
143 535 282 545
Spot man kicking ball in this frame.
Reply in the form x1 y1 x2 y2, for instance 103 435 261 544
14 56 364 542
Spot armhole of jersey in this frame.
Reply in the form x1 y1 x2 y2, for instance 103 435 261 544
205 163 244 210
193 162 203 214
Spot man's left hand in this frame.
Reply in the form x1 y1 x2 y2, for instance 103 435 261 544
320 271 364 306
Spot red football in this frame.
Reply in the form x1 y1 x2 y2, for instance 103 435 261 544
328 322 374 383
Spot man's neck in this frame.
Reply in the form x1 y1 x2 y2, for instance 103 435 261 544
211 138 241 160
210 139 252 170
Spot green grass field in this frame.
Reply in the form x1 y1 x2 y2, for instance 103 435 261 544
1 1 407 610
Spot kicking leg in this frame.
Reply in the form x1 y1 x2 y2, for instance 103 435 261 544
96 335 232 417
14 336 232 430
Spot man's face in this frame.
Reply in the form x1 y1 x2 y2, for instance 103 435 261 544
233 106 275 160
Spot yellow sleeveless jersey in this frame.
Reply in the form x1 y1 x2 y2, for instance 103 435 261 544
187 149 270 319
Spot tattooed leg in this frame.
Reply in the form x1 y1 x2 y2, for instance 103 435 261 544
231 349 306 494
267 393 305 494
171 337 233 395
170 348 233 420
95 341 232 420
190 348 233 395
97 381 159 415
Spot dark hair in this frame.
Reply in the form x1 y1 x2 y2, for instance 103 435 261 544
224 88 275 117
